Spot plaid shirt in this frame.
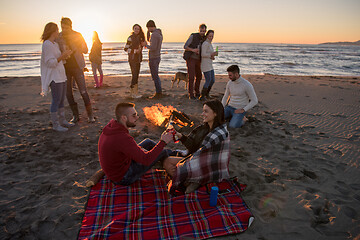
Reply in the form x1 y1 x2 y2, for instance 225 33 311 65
169 123 230 193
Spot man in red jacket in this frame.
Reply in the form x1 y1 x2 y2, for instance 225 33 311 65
98 102 174 185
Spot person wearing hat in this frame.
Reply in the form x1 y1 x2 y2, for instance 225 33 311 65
143 20 163 99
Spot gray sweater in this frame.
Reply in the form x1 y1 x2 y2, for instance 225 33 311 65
146 29 163 59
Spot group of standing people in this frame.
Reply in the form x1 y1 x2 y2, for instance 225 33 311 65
40 18 258 133
40 17 96 132
184 24 218 100
124 20 164 99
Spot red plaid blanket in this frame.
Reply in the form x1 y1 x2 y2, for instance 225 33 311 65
78 169 253 240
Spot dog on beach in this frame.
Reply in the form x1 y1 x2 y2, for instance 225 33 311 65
172 72 189 89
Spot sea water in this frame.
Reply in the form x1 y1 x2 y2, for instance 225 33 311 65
0 42 359 77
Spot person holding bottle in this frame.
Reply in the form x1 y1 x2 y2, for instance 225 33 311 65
163 99 230 194
124 24 146 98
199 30 218 100
40 22 74 132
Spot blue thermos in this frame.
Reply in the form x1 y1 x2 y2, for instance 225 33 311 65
210 186 219 206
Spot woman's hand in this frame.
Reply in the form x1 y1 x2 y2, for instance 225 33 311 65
175 132 182 139
58 49 72 62
161 131 173 144
163 157 182 177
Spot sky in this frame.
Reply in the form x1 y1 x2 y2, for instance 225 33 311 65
0 0 359 44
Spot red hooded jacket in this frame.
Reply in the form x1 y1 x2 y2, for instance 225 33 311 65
98 119 166 183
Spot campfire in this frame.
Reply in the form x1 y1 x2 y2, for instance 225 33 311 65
143 104 193 130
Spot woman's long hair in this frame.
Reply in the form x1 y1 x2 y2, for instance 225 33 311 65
204 99 225 130
132 24 145 42
41 22 58 42
92 31 102 44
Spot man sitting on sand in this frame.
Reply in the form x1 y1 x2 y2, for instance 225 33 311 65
98 102 174 185
222 65 258 128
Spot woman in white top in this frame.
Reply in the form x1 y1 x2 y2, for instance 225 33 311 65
200 30 217 100
40 22 73 132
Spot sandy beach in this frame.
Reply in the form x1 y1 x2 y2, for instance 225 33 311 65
0 74 359 239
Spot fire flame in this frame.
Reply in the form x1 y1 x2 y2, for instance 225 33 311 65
143 104 177 126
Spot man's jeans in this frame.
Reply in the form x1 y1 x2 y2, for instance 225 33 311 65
65 67 91 106
224 105 246 128
149 57 162 93
118 139 177 185
186 57 202 97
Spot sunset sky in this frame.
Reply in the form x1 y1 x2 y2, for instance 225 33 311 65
0 0 359 45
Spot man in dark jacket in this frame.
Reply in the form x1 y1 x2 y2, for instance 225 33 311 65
98 102 173 185
184 24 207 99
58 17 95 123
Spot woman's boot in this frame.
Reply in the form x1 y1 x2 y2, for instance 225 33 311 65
69 103 80 123
99 74 103 87
206 85 212 99
50 112 68 132
199 87 208 101
58 107 75 127
94 75 100 88
85 104 95 123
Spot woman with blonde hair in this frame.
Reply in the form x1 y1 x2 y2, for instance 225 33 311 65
89 31 103 88
40 22 73 131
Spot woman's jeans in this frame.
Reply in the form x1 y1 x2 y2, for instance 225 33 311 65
50 81 66 113
224 105 246 128
118 139 177 185
129 62 141 88
65 67 91 107
148 57 162 93
203 69 215 89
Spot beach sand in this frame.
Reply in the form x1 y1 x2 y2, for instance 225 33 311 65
0 74 359 239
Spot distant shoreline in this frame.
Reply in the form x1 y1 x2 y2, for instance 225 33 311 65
320 40 360 46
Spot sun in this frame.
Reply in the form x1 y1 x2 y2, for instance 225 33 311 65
73 22 100 49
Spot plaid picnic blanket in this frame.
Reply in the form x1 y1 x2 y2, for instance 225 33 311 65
78 169 253 240
168 123 230 194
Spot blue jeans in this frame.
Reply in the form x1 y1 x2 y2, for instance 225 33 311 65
224 105 246 128
65 67 91 106
149 57 162 93
50 81 66 113
203 69 215 89
118 139 177 185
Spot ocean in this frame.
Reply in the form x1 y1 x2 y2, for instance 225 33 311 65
0 42 359 77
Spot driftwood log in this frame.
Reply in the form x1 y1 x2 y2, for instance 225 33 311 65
86 169 105 187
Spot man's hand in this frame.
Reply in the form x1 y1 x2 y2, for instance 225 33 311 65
141 41 147 47
235 108 245 114
161 131 173 144
192 48 199 54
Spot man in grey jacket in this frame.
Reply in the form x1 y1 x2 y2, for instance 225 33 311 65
144 20 163 99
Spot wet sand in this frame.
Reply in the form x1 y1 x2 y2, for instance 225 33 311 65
0 74 359 239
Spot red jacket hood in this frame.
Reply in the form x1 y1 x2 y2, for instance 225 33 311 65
102 119 128 136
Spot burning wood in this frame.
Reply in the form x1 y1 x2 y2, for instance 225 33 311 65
143 104 193 129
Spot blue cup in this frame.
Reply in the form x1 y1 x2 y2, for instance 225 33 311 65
210 186 219 206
